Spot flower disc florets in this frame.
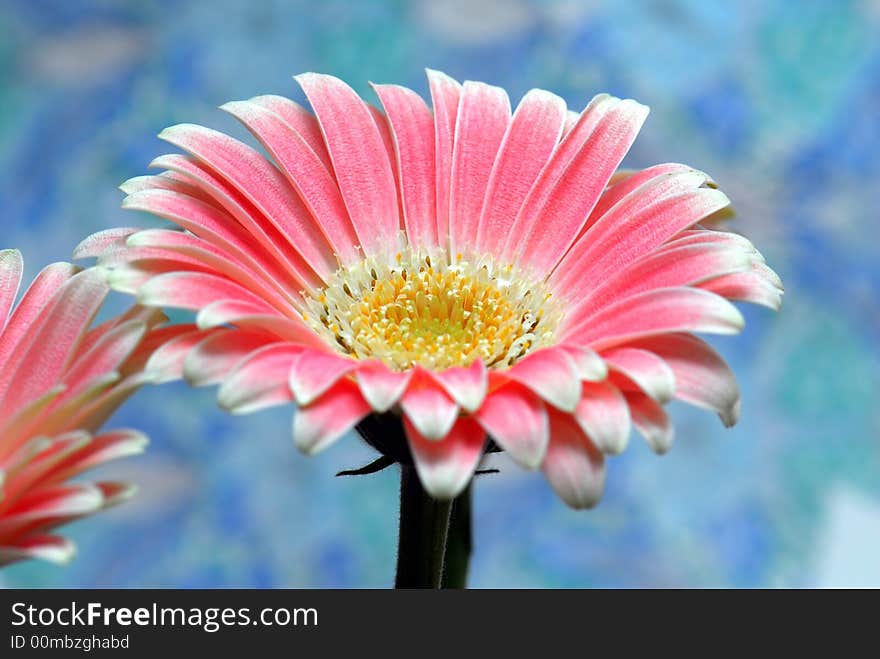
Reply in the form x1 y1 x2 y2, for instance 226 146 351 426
303 245 562 371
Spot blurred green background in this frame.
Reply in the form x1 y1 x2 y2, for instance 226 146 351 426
1 0 878 587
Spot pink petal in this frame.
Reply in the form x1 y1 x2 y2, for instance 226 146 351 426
72 228 140 260
0 249 23 329
475 89 567 254
99 247 214 288
366 104 402 226
700 268 783 310
426 359 488 412
753 260 784 290
505 346 581 412
562 109 581 138
118 171 215 202
354 360 413 413
221 99 361 263
292 378 370 455
552 171 728 294
2 432 92 502
126 228 293 310
0 269 108 416
247 94 334 171
148 153 320 290
29 375 118 442
603 347 676 403
196 300 328 350
94 481 138 508
195 299 327 350
426 69 462 251
217 343 300 414
503 94 616 265
288 349 357 406
155 128 330 285
564 287 745 350
0 483 104 531
626 392 673 454
607 168 639 185
183 330 274 387
583 163 696 236
138 271 275 313
474 383 548 469
566 243 751 326
0 534 76 566
405 415 486 499
400 369 460 440
117 322 199 375
628 333 740 427
373 83 438 249
143 327 214 384
541 409 606 509
448 80 511 256
0 386 67 450
0 262 79 370
558 345 608 381
121 188 300 292
108 304 167 333
66 372 153 434
663 227 759 252
158 124 337 276
574 381 631 455
295 73 399 256
62 319 147 392
507 96 650 276
101 259 207 297
194 298 278 328
46 429 149 484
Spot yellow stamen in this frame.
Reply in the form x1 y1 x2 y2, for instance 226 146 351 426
304 246 562 371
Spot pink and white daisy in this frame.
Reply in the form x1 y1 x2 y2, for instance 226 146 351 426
81 71 781 508
0 249 190 565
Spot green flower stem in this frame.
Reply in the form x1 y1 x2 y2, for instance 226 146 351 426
395 465 468 589
440 482 473 589
356 413 474 588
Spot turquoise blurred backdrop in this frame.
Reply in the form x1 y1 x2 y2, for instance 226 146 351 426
1 0 878 587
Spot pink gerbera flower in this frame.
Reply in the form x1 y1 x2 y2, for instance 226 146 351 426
0 249 188 566
81 71 781 508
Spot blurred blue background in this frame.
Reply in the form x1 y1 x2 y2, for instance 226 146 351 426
1 0 878 587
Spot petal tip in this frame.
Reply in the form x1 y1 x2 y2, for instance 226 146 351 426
720 398 741 428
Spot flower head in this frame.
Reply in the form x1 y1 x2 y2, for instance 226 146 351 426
84 71 782 508
0 249 186 565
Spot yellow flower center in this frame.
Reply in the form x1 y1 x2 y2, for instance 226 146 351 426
304 248 562 371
